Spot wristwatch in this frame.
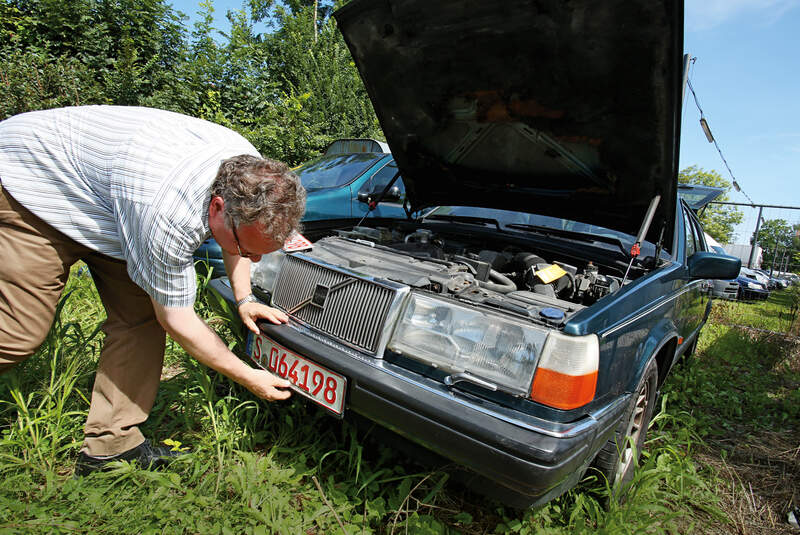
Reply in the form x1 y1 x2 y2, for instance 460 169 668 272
236 293 258 308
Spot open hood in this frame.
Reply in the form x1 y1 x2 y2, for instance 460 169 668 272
335 0 685 249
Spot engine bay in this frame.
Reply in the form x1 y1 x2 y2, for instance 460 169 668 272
295 225 630 328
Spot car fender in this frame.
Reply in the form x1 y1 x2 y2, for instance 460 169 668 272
629 319 679 393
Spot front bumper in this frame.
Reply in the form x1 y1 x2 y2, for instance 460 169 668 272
209 278 627 506
739 287 770 301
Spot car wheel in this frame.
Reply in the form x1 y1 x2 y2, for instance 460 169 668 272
592 358 658 495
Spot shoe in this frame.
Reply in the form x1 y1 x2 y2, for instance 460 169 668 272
75 439 187 476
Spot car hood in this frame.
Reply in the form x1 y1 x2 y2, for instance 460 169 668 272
334 0 684 249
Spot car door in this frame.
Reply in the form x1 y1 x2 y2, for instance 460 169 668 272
679 202 711 341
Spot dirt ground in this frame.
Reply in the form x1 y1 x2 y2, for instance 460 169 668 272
696 430 800 535
697 335 800 535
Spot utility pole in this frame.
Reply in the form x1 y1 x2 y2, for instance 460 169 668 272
748 206 764 268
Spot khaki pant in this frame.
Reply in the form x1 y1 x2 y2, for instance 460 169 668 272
0 186 166 456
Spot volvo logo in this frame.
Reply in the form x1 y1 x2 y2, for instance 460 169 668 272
289 278 357 315
311 283 330 308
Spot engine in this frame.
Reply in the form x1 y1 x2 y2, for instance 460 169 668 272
301 226 625 327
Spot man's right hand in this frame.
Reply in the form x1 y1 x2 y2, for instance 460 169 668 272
150 300 292 403
243 368 292 401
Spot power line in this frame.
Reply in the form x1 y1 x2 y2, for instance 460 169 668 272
685 69 755 205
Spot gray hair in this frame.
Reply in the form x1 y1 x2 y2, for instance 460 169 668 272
210 155 306 243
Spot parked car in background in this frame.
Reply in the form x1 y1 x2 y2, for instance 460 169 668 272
703 233 739 300
743 267 770 289
209 0 740 507
193 139 408 278
737 268 770 301
753 269 789 290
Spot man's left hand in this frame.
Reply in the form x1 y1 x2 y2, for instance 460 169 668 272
239 302 289 333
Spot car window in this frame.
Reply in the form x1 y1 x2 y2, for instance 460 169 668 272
690 212 707 251
296 153 386 191
359 160 406 201
683 208 698 258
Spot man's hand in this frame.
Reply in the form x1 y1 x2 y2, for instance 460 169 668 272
239 302 288 333
151 300 291 403
243 368 292 400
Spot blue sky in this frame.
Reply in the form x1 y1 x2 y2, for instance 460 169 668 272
172 0 800 243
682 0 800 241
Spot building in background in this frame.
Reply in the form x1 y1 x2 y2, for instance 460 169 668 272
725 243 763 268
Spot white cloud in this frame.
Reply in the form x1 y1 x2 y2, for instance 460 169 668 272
686 0 800 30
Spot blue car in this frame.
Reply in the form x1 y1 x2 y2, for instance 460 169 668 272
193 140 407 278
737 269 770 301
208 0 741 508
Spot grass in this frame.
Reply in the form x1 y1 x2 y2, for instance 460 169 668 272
0 268 798 533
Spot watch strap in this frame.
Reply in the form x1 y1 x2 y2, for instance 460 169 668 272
236 293 258 308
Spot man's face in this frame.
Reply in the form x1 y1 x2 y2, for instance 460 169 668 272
208 196 282 262
231 222 282 263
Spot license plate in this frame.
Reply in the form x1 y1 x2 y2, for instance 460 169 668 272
247 332 346 417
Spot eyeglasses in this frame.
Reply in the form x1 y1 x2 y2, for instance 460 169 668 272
231 225 257 260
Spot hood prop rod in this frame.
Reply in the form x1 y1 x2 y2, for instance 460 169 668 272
623 195 661 285
355 169 402 228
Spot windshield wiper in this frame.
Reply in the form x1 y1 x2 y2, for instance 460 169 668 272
423 214 501 230
505 223 628 256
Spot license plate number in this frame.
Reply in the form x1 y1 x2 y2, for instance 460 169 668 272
247 333 346 417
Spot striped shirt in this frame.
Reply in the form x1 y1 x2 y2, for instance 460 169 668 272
0 106 260 307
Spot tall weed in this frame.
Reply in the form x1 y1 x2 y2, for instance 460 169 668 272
2 270 795 533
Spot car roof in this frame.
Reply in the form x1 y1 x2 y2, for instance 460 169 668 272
324 138 391 155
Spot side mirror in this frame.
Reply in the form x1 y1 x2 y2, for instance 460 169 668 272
382 185 402 202
688 251 741 280
357 186 402 204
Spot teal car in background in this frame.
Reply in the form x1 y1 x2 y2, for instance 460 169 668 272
193 139 407 277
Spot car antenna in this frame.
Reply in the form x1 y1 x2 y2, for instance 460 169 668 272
623 195 660 285
355 170 402 228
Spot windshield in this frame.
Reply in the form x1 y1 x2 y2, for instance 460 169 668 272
295 153 386 191
426 206 662 257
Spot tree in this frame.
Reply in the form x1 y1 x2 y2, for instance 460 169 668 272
0 0 381 166
678 166 743 244
0 49 106 117
1 0 190 117
754 219 799 272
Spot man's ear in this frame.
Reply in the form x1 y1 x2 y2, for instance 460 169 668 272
209 196 226 222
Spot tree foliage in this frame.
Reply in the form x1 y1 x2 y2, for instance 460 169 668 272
678 166 743 244
753 219 800 272
0 0 379 165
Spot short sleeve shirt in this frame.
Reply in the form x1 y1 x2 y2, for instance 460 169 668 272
0 105 260 307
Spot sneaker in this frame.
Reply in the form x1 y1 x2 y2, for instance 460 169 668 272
75 439 187 476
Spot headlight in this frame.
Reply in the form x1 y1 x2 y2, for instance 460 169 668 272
250 250 286 293
747 282 760 289
388 294 549 395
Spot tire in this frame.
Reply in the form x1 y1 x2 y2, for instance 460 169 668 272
592 358 659 495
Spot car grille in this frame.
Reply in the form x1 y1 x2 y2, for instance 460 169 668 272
271 255 402 355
